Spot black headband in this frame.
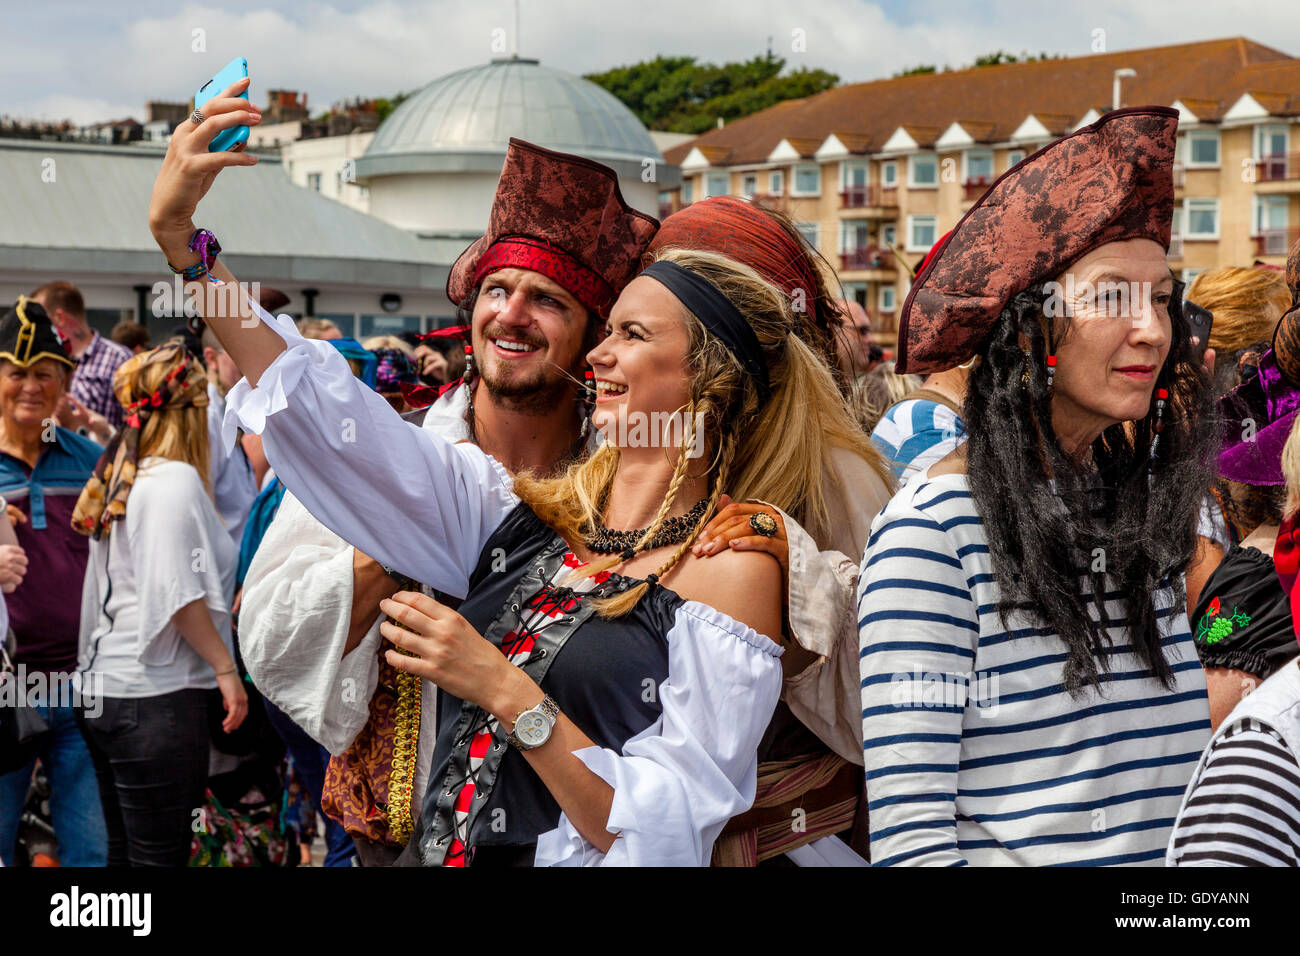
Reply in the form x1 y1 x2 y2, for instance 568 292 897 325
640 260 771 404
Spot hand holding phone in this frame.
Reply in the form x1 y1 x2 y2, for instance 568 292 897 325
196 57 251 153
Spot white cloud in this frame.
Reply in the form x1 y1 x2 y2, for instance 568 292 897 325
1 0 1298 124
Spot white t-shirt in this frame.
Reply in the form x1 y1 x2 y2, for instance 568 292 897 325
77 457 237 698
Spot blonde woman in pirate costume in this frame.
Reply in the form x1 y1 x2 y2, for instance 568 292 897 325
72 343 247 866
238 139 653 864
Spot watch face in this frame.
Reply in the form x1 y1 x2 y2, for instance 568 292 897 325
516 709 552 747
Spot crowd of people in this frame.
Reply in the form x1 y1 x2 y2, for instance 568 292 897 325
1 86 1298 868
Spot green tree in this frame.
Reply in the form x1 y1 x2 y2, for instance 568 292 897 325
585 53 837 133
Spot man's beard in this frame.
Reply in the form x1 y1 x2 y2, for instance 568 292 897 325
479 359 573 416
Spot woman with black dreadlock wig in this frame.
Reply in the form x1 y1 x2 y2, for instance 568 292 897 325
859 107 1216 867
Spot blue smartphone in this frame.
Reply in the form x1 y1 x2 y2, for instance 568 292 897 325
195 57 249 153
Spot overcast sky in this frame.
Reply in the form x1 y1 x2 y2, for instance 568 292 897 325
4 0 1299 124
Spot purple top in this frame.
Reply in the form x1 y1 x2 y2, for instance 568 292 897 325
70 332 132 430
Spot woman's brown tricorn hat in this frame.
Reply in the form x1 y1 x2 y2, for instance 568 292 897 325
446 138 659 318
895 106 1179 375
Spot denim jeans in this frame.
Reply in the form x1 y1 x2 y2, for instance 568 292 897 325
80 689 211 867
264 698 357 867
0 698 109 866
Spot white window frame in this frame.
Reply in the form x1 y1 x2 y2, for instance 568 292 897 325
306 171 322 191
906 214 938 252
1184 198 1220 240
1005 149 1025 169
681 180 694 205
881 223 897 248
1180 268 1205 285
791 163 821 197
908 152 938 189
704 172 729 199
1185 129 1220 168
881 161 899 188
963 149 994 183
741 173 758 198
841 160 869 188
840 220 869 254
879 285 897 313
1253 194 1290 236
796 221 819 248
1255 124 1289 161
768 170 784 195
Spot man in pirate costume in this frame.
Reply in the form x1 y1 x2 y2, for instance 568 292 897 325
0 297 108 866
238 139 658 864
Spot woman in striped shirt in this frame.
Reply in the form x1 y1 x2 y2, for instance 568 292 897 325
859 107 1215 866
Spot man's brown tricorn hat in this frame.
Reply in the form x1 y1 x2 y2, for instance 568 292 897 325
446 138 659 318
895 106 1178 374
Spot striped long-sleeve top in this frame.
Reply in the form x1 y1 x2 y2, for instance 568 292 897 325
858 473 1211 866
1167 657 1300 866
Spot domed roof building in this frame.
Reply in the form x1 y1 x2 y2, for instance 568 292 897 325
354 57 675 244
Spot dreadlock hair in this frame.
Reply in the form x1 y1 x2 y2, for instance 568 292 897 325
514 246 888 616
964 281 1218 694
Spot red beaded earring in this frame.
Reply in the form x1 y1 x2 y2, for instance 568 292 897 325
1045 354 1057 392
1147 387 1169 472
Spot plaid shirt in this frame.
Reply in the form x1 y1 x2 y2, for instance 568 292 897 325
70 332 132 429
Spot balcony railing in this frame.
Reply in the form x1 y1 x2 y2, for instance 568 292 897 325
1254 227 1300 256
839 185 899 209
1256 153 1300 182
840 246 895 272
963 176 993 201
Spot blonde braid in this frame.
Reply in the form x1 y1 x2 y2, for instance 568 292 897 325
597 422 737 617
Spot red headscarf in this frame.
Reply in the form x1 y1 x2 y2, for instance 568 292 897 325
646 197 822 311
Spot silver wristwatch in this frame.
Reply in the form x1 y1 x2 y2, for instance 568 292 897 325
506 695 559 751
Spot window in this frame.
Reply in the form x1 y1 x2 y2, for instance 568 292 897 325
741 174 757 198
792 164 821 196
318 312 358 338
879 285 897 313
1254 195 1289 235
882 223 897 248
796 222 819 248
705 172 729 198
681 180 694 205
906 215 938 252
1006 149 1025 169
964 150 994 182
1184 198 1219 239
842 162 868 188
842 281 868 309
768 170 784 195
908 153 938 188
1256 124 1289 160
1186 129 1220 167
881 162 898 188
1180 268 1205 286
360 314 421 338
840 220 869 252
307 172 322 192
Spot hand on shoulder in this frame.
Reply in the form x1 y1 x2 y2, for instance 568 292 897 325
672 545 783 643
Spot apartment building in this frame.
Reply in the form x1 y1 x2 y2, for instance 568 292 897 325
661 38 1300 346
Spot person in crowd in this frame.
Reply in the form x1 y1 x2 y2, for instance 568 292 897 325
412 338 451 386
298 317 342 341
856 361 921 434
110 320 152 355
1168 412 1300 867
870 360 970 485
647 196 897 863
833 298 879 382
1183 266 1291 615
72 343 247 867
202 326 259 543
31 281 131 431
1191 341 1300 729
361 334 415 357
0 297 108 867
239 139 654 865
859 107 1214 866
369 347 420 413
